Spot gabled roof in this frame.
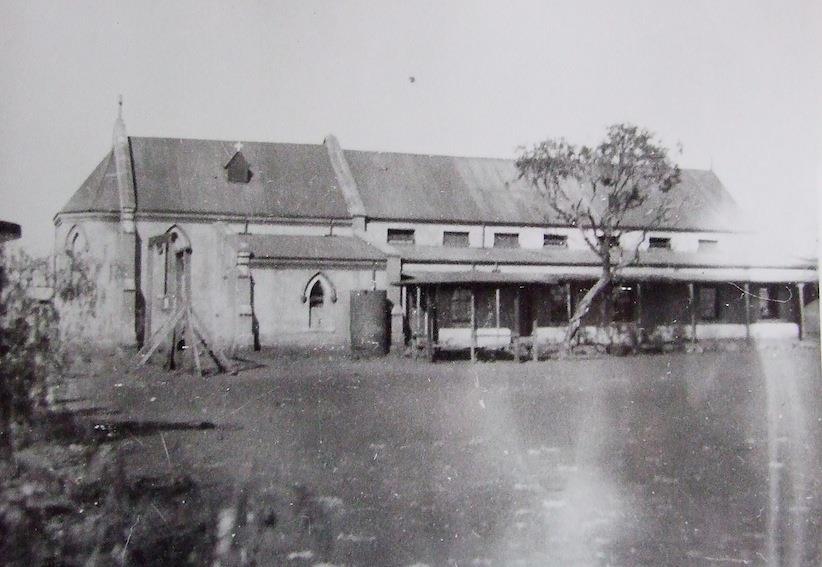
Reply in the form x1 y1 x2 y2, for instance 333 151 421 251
60 152 120 214
241 234 386 263
60 138 351 220
58 135 741 233
344 149 741 232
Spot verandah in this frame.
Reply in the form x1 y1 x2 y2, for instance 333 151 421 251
398 274 808 361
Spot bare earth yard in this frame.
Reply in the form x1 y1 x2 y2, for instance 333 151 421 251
62 346 821 566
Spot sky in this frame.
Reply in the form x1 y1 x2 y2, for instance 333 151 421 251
1 0 820 255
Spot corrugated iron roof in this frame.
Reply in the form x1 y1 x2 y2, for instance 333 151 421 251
241 234 386 262
399 245 816 270
60 152 120 214
59 136 740 233
398 245 600 265
60 138 351 219
345 149 741 232
396 271 560 285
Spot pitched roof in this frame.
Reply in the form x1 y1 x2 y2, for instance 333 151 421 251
60 152 120 214
241 235 386 262
60 138 351 219
59 136 741 232
344 149 741 232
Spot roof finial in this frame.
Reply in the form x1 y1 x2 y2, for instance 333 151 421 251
234 141 243 152
117 94 123 119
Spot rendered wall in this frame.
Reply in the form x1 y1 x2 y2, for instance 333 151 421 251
250 266 387 348
55 218 126 346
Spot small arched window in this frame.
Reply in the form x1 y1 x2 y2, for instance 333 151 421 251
309 280 326 329
65 225 88 257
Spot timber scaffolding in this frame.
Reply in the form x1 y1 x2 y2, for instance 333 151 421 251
394 271 815 362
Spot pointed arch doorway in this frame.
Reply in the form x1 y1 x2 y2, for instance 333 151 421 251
146 226 192 338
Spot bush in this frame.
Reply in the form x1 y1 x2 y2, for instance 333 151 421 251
0 247 97 459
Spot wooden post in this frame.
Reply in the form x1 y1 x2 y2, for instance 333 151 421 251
470 288 477 362
426 286 434 362
532 287 539 362
495 287 501 329
635 282 642 351
688 283 697 343
743 282 751 341
513 287 521 362
415 286 422 355
635 282 642 325
565 282 572 321
797 282 805 341
186 307 203 377
423 287 429 355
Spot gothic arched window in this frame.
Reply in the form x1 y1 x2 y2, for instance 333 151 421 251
309 280 326 329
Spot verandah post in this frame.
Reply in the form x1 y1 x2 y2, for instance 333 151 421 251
426 286 435 362
688 283 697 343
494 287 501 329
470 287 477 362
743 282 751 341
415 285 422 355
797 282 805 341
532 286 539 362
513 286 521 362
635 282 642 351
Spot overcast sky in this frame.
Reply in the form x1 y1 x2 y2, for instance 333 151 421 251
1 0 819 255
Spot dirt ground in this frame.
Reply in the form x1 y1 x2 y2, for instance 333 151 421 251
58 345 822 566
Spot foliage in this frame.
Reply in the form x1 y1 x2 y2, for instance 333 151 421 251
516 124 682 348
0 246 98 458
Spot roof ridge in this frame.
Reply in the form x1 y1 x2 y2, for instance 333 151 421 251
128 135 326 149
127 136 715 175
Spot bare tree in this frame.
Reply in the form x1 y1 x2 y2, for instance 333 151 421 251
516 124 681 351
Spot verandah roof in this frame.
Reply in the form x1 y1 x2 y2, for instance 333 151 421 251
395 271 561 286
394 268 818 286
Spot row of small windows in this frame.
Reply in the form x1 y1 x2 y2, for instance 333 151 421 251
387 228 719 251
387 228 569 248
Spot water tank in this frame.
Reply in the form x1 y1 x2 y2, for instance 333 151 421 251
350 290 389 356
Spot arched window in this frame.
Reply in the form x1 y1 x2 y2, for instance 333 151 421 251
309 280 326 329
302 272 336 331
65 225 88 257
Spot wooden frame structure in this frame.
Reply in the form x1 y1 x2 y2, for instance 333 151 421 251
397 272 813 362
136 230 236 375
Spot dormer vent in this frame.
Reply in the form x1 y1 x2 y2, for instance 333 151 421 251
224 142 252 183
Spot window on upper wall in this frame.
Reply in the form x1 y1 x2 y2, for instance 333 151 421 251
648 237 671 249
387 228 415 245
698 286 719 320
493 233 519 248
698 239 719 252
544 234 568 248
443 231 470 247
